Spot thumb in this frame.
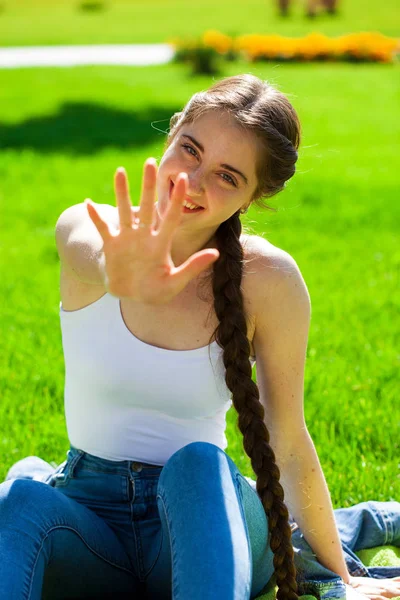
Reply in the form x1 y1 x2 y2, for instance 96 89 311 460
170 249 220 292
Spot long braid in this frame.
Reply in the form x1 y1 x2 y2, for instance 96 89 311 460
211 211 299 600
164 72 303 599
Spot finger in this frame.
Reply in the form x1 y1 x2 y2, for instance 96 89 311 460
114 167 133 228
85 199 113 241
156 172 187 248
345 584 370 600
170 249 220 294
138 158 157 227
387 585 400 597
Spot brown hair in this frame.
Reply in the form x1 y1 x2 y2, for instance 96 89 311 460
164 74 301 600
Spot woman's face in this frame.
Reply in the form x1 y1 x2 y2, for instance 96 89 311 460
156 110 261 231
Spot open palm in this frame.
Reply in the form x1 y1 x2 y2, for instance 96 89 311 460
85 159 219 304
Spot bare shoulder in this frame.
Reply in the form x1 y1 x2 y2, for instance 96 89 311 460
241 233 301 281
241 233 310 307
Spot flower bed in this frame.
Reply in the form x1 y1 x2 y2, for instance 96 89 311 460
170 30 400 66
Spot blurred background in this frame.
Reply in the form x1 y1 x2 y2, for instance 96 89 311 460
0 0 399 44
0 0 399 505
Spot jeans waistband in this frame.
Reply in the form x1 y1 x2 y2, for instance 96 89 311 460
67 444 163 477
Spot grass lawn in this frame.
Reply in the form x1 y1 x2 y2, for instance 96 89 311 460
0 0 399 46
0 57 399 506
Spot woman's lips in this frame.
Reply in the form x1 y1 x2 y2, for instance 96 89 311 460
169 180 204 211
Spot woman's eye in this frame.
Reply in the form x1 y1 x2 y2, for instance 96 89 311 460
181 144 197 157
181 144 236 187
220 173 237 186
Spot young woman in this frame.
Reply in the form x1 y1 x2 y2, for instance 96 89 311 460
1 74 399 600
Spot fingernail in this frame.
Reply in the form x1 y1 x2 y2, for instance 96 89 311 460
117 167 125 174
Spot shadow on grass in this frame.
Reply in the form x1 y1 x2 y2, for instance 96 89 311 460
0 102 179 154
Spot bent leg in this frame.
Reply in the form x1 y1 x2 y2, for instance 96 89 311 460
152 442 274 600
0 478 140 600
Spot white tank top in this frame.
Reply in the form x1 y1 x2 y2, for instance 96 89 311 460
60 292 255 465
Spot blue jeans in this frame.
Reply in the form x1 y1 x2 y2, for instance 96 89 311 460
2 442 400 600
0 441 275 599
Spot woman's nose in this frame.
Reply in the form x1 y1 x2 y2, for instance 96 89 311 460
187 168 204 195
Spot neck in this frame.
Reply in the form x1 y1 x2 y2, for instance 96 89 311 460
170 227 218 267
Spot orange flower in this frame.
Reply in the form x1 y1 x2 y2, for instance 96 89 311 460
202 30 232 54
298 33 333 59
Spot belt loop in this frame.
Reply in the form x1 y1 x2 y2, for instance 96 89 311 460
68 449 84 478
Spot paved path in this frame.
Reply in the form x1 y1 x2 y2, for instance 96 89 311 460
0 44 174 68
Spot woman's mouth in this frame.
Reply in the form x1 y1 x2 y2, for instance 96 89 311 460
169 180 205 213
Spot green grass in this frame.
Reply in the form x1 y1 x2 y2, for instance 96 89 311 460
0 0 399 46
0 58 399 506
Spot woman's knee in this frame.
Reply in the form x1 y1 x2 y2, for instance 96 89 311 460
0 478 67 529
162 441 234 474
158 442 244 512
158 442 223 491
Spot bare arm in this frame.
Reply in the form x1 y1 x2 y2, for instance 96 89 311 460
251 241 351 583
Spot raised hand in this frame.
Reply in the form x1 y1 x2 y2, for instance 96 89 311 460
85 159 220 305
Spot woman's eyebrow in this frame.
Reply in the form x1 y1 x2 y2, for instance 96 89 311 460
181 134 249 185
